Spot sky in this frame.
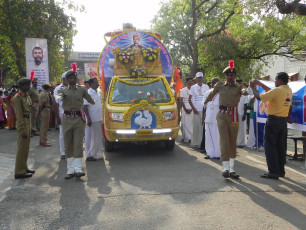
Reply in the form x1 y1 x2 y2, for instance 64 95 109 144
65 0 165 52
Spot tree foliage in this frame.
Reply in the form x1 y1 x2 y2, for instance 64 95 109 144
240 0 306 16
152 0 236 79
152 0 306 82
0 0 83 84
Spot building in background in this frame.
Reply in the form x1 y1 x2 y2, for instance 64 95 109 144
68 52 100 85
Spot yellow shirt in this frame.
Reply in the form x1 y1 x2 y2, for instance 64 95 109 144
260 85 292 117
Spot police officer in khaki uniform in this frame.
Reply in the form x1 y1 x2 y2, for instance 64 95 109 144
57 70 95 179
28 78 40 136
205 61 248 179
13 78 35 179
38 83 51 146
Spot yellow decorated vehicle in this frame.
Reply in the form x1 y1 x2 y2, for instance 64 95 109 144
98 26 179 151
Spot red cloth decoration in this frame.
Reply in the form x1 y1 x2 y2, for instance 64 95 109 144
100 67 106 93
229 60 234 70
30 71 35 81
174 66 184 96
17 92 21 97
71 62 77 72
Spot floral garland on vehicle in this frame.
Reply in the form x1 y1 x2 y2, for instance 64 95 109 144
116 48 135 65
142 47 158 62
130 91 159 108
129 66 147 77
109 77 175 107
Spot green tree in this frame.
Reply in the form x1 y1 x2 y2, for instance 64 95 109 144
240 0 306 16
152 0 306 82
152 0 236 79
0 0 83 84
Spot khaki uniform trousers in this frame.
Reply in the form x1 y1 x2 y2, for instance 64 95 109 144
15 118 31 174
31 103 39 131
216 112 239 161
62 116 85 158
40 108 50 143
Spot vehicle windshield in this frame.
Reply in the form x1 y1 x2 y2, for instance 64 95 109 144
111 78 172 104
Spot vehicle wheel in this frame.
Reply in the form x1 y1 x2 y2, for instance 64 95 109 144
104 139 114 152
165 139 175 150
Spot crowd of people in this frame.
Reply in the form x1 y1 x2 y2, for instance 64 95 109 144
0 68 104 180
179 63 293 180
0 61 294 181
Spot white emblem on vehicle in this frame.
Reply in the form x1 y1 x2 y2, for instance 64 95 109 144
134 110 153 129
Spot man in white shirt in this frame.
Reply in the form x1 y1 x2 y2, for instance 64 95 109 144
236 92 248 147
202 78 220 159
54 72 67 159
179 78 193 143
83 78 104 161
188 72 209 148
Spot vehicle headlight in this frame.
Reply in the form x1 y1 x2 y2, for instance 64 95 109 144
163 111 176 121
109 112 124 122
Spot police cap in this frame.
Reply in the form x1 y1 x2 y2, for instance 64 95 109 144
17 78 31 86
42 82 51 88
65 71 77 78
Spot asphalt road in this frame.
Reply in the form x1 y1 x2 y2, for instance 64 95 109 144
0 128 305 230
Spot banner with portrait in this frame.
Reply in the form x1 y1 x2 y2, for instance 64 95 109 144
25 38 49 89
84 63 98 80
256 80 306 131
98 31 173 89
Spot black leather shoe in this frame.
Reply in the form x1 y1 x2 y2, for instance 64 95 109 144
75 172 85 178
86 157 97 161
222 170 230 178
61 155 66 160
204 155 210 159
15 173 32 179
230 172 240 179
26 169 35 174
260 173 279 180
64 174 75 180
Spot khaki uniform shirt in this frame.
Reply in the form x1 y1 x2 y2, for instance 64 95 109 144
205 81 248 107
39 91 50 107
260 85 292 117
13 91 32 133
58 85 95 110
28 87 39 103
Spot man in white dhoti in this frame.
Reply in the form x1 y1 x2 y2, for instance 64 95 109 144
246 96 256 148
54 72 67 159
236 81 248 147
83 78 104 161
202 78 220 159
189 72 209 149
179 78 193 143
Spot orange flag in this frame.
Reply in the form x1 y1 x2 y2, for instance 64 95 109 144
100 67 106 93
174 66 184 95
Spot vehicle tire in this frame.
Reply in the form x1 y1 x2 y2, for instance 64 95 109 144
105 139 114 152
165 139 175 150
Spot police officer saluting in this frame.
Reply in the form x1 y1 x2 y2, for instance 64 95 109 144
13 78 35 179
204 60 248 179
57 63 95 179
